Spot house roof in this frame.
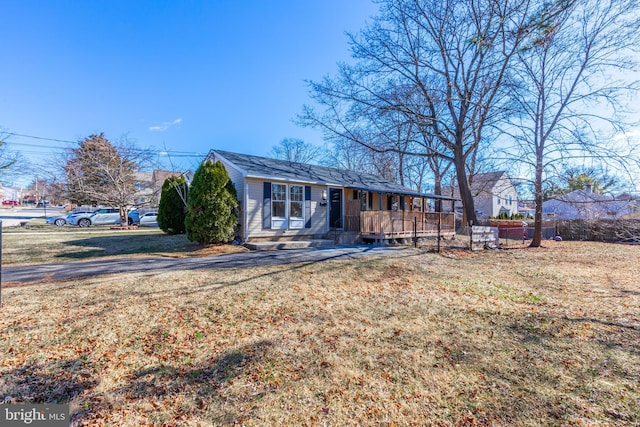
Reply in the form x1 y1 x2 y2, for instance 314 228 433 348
152 170 183 185
469 171 508 192
542 188 639 220
209 150 456 200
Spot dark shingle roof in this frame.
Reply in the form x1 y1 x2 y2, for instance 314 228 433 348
209 150 455 200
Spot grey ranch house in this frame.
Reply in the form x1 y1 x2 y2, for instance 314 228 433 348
208 150 457 244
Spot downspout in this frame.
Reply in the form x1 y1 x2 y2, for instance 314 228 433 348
244 183 249 242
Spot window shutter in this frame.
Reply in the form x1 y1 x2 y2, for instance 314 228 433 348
305 186 311 228
399 196 405 211
263 182 271 229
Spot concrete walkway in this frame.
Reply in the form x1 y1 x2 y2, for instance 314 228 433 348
2 245 418 285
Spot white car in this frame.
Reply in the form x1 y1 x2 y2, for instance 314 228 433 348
46 208 94 227
69 207 121 227
139 211 158 227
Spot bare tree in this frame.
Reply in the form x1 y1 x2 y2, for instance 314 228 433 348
155 143 195 209
0 129 23 180
300 0 562 223
64 133 153 223
268 138 325 164
502 0 640 246
320 138 378 173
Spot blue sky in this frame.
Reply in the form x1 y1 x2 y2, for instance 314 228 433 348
1 1 378 184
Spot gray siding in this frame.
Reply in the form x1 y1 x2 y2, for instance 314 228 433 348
246 178 328 239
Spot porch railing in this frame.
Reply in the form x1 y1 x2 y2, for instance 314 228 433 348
360 211 455 239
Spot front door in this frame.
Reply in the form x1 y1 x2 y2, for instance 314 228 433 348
329 188 342 229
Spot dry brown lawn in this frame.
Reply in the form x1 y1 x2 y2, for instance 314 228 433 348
1 230 247 266
0 241 638 426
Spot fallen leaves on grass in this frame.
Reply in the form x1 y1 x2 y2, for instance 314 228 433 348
0 242 638 426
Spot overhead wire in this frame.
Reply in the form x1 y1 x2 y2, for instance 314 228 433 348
3 132 207 158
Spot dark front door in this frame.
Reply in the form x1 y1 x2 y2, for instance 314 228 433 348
329 188 342 229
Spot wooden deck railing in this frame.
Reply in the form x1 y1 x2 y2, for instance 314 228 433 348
360 211 455 239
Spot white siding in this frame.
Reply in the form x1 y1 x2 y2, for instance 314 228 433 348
214 158 244 203
246 178 328 239
491 177 519 217
212 156 246 239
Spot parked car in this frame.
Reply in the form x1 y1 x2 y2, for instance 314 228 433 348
2 200 19 206
68 207 121 227
128 209 140 225
65 209 97 226
36 201 51 207
46 208 95 227
139 211 158 227
46 214 70 227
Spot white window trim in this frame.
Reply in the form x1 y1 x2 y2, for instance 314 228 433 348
271 183 305 229
289 184 305 229
271 183 287 219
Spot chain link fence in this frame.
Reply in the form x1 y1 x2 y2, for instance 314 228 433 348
556 219 640 243
371 218 639 251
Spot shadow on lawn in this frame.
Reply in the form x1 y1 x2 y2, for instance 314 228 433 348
82 340 274 425
52 245 410 324
0 357 97 404
55 234 200 260
1 341 275 425
500 311 640 424
418 304 640 425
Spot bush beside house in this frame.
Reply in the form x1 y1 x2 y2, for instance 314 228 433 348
157 176 189 235
185 160 239 244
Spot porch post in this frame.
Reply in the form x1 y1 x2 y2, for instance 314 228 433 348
437 212 442 253
379 193 384 242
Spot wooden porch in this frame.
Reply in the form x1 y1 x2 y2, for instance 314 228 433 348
346 210 456 240
339 192 457 241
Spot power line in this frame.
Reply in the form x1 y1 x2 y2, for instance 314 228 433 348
3 132 207 158
3 141 68 151
4 132 77 145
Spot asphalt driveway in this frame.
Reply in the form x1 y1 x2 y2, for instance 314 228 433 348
2 245 417 285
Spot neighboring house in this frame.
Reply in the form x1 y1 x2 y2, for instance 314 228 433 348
132 169 190 207
448 171 519 218
517 201 535 218
207 150 457 243
543 185 639 220
1 185 23 203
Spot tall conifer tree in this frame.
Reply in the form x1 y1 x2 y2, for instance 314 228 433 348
157 175 188 234
185 160 238 244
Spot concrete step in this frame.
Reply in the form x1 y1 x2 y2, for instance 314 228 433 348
244 239 336 251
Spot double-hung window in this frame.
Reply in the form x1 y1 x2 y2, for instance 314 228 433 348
289 185 304 229
270 183 305 229
271 183 287 228
272 184 287 217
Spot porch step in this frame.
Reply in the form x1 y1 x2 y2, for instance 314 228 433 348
244 239 336 251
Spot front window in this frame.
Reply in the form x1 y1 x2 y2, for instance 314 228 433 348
271 183 305 229
272 184 287 218
289 185 304 219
